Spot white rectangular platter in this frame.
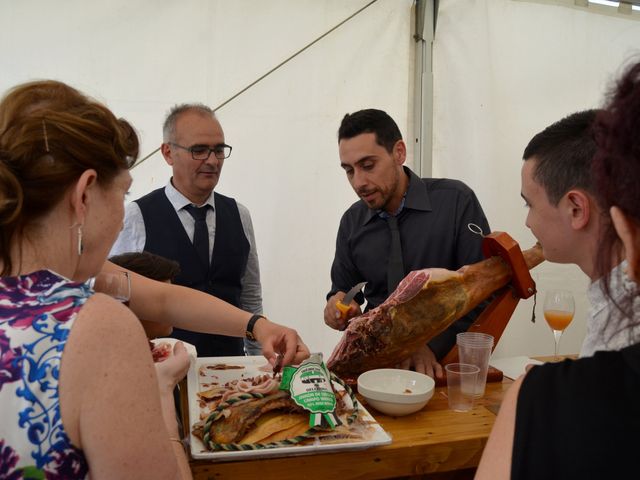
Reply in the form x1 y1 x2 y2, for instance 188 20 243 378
187 355 392 462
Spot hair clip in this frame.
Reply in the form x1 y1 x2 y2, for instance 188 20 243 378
42 119 50 153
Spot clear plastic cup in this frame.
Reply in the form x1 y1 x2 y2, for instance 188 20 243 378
445 363 480 412
456 332 494 398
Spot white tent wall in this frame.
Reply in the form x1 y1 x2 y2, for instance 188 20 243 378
0 0 414 358
434 0 640 358
3 0 640 361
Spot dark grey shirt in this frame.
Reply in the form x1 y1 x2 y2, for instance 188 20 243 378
327 167 490 358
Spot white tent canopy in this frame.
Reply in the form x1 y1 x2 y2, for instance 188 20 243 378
2 0 639 359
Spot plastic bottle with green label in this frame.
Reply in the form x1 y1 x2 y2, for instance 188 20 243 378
280 353 342 429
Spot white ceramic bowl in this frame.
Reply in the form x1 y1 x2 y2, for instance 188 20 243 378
357 368 435 416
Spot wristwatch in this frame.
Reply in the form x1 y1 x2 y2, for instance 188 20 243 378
245 314 266 341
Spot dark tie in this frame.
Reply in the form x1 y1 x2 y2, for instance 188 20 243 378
386 215 404 294
184 204 210 268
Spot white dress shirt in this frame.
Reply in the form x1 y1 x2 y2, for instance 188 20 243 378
110 181 263 355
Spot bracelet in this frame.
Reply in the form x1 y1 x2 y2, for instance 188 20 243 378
245 314 266 341
170 437 186 453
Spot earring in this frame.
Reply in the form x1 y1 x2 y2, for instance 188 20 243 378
77 224 84 256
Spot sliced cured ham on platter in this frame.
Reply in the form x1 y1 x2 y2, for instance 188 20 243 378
187 356 391 461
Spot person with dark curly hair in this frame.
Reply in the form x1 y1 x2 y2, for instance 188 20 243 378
477 59 640 480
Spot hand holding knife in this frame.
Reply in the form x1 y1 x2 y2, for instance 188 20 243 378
335 281 366 325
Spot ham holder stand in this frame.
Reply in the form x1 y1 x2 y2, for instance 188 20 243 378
434 231 537 386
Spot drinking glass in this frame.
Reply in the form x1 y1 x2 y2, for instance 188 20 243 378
456 332 494 398
90 271 131 304
543 290 574 360
445 363 480 412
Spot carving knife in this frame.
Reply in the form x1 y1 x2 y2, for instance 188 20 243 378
335 281 367 319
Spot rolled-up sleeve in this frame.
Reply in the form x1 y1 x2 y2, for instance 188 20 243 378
110 202 146 256
237 203 263 355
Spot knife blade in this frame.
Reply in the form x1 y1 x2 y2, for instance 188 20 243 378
272 353 283 378
335 281 367 319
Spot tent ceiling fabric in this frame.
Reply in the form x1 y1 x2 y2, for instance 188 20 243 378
434 0 640 358
514 0 640 19
0 0 414 358
4 0 640 359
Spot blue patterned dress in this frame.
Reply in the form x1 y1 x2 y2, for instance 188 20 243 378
0 270 90 479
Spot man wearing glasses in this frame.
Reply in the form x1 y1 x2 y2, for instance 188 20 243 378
111 104 262 357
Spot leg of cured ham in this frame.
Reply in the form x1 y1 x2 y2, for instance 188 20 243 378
327 245 544 379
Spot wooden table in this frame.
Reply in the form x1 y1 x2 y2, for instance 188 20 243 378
533 354 578 363
188 379 512 480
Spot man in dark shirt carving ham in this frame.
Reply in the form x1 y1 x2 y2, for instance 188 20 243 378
324 109 490 378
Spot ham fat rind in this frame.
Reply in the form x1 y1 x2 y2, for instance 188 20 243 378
209 391 303 444
327 245 544 378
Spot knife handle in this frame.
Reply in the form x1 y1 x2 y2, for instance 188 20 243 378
335 300 351 319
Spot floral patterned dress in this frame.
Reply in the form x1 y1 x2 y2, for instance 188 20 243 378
0 270 90 479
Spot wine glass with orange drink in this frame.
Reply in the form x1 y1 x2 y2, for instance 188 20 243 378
543 290 575 360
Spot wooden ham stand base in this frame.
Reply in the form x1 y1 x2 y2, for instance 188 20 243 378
434 232 537 386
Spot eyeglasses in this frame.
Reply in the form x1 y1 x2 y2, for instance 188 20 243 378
169 142 232 161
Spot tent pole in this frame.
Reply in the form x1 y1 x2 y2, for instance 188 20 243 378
413 0 437 178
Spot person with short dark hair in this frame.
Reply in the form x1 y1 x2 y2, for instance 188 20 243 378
110 251 181 285
110 251 181 339
522 110 598 205
476 59 640 480
521 109 640 355
111 104 263 357
324 108 490 378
